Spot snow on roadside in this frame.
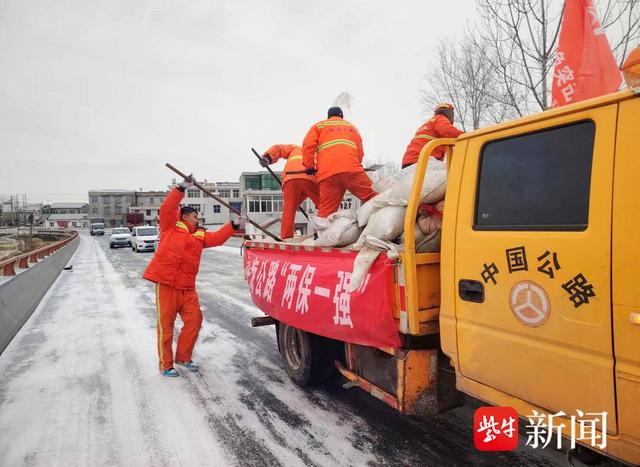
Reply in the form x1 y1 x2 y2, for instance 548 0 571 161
0 237 229 466
0 235 378 467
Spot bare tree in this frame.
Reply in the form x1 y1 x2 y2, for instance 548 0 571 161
421 37 518 130
422 0 639 125
468 0 565 113
599 0 640 66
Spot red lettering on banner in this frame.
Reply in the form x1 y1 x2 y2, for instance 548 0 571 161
244 248 402 348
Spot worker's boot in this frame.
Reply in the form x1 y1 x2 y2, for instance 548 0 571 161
175 361 199 372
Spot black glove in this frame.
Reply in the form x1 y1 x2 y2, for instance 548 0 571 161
259 155 272 167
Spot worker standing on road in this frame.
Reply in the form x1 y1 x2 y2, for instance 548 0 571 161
302 107 376 218
143 176 246 377
259 144 319 239
401 103 464 168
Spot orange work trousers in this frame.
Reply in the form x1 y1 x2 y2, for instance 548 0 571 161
318 170 376 217
155 283 203 371
282 179 319 238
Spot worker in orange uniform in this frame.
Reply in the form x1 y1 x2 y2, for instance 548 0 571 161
143 176 246 377
259 144 319 239
401 103 464 168
302 107 376 218
621 45 640 87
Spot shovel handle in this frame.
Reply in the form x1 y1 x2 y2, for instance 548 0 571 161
165 163 283 242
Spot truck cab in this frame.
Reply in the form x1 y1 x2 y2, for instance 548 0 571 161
440 88 640 464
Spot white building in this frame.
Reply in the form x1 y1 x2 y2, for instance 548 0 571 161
42 202 89 229
181 180 241 227
239 171 362 238
46 214 88 229
239 172 313 237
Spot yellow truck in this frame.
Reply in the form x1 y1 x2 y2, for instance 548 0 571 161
244 88 640 464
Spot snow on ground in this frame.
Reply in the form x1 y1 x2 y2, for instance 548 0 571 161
0 233 570 466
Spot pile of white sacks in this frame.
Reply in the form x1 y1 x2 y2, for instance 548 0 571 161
308 158 447 291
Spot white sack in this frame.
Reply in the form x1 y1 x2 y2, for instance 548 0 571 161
354 205 406 249
390 162 447 206
357 189 393 227
357 159 447 227
349 246 381 292
349 235 404 292
314 211 361 247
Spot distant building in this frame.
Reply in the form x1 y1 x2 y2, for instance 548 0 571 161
124 181 243 228
16 203 44 225
88 190 135 227
0 199 15 224
182 181 242 227
86 171 357 236
129 190 168 226
42 202 89 228
239 171 361 238
239 171 317 237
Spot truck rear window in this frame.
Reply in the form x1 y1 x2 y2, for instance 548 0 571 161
474 120 595 231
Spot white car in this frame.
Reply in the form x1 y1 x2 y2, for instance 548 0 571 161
131 226 159 252
109 227 132 248
90 223 105 236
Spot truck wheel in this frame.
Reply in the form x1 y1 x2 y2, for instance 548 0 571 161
277 323 343 388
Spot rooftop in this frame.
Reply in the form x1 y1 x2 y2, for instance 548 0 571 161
240 171 283 177
89 189 135 194
136 191 168 196
48 213 88 220
47 202 88 209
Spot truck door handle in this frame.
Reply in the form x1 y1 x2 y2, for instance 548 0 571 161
459 279 484 303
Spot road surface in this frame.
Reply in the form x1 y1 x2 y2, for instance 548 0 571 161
0 233 577 466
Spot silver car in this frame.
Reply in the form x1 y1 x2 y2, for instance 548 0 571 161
109 227 132 248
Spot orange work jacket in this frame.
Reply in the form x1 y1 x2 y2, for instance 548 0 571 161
143 187 234 289
402 114 464 166
302 116 365 181
265 144 317 185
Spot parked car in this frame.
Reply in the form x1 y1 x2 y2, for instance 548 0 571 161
90 223 105 236
109 227 132 248
131 226 159 252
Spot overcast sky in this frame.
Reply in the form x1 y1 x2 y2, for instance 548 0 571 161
0 0 476 203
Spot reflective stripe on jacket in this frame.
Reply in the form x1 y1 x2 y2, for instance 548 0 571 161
302 116 365 181
401 114 464 166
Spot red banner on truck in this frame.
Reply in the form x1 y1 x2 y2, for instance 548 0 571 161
244 246 402 348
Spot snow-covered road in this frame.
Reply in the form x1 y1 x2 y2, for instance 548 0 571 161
0 233 569 466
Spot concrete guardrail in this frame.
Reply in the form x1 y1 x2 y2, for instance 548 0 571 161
0 231 80 354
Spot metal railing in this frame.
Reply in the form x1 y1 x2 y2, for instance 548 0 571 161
0 230 79 276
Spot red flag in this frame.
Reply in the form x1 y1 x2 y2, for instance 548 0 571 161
551 0 622 107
